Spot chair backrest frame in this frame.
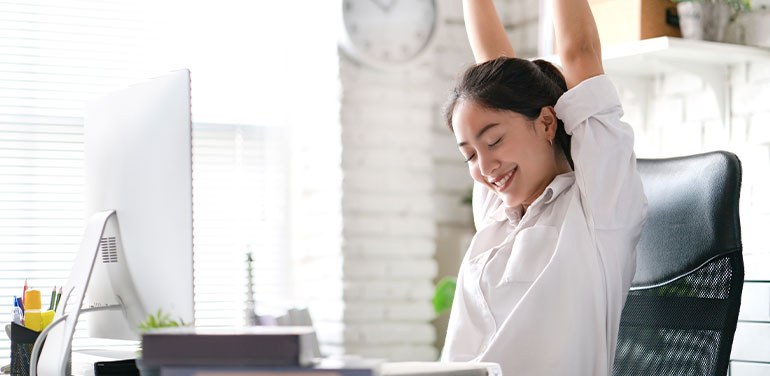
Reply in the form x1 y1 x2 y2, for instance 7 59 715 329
613 151 744 376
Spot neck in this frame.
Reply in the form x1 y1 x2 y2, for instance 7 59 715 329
521 159 572 214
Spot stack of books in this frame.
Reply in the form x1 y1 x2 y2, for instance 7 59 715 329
141 326 380 376
141 326 500 376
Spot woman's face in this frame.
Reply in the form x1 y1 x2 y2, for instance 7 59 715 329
453 99 559 209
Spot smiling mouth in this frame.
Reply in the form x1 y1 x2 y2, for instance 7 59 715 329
491 167 516 191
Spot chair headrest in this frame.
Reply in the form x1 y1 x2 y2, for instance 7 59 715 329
633 151 742 288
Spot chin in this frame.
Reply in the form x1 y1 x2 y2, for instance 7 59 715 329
500 194 523 209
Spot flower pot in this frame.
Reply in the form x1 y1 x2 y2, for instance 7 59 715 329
726 9 770 47
677 2 733 41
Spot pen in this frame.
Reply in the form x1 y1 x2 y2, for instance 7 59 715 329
48 286 56 311
16 296 24 314
12 297 23 325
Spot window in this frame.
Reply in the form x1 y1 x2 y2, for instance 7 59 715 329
0 0 293 362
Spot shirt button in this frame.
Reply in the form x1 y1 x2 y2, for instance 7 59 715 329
480 344 488 352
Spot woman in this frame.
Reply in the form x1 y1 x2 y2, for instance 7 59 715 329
440 0 647 374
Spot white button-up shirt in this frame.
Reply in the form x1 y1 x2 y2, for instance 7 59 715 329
441 75 648 375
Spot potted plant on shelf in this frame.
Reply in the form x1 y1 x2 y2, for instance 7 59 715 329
674 0 751 42
726 2 770 47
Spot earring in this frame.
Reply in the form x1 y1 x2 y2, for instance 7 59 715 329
548 138 553 146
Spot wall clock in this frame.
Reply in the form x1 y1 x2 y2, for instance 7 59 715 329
339 0 439 69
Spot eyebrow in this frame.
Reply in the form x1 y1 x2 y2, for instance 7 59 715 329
457 123 500 147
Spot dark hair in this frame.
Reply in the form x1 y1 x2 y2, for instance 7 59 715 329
445 57 573 169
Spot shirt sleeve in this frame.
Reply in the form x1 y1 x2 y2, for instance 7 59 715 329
554 74 647 230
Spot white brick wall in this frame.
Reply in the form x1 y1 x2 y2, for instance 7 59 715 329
298 10 443 357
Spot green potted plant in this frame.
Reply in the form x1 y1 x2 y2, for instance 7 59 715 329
674 0 751 41
726 2 770 47
136 309 188 376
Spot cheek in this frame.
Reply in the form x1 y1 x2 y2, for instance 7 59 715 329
468 164 486 184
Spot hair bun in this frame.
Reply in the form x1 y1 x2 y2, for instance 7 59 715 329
532 59 567 92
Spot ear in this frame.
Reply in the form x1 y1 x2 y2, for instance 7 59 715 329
537 106 558 139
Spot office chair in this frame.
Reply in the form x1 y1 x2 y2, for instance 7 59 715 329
612 151 743 376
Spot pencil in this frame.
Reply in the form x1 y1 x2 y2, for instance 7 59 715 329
54 287 62 311
48 286 56 311
22 279 28 307
16 296 24 314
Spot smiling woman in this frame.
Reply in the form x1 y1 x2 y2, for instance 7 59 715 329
438 0 648 374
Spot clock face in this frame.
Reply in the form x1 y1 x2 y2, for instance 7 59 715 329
342 0 438 66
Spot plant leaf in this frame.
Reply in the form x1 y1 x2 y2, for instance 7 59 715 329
433 277 457 315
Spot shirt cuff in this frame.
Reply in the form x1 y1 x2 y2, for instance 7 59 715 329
554 74 622 135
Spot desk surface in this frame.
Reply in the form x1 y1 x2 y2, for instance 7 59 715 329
70 341 500 376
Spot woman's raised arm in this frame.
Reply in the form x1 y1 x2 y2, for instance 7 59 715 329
463 0 515 63
552 0 604 89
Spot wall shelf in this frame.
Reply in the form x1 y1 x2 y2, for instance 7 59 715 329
601 36 770 76
545 37 770 131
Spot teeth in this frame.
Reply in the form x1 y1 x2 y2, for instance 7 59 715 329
492 169 514 188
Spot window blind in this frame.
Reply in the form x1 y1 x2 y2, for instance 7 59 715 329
0 0 291 364
192 123 289 328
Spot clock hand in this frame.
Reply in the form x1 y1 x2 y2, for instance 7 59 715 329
382 0 397 12
369 0 387 12
370 0 396 12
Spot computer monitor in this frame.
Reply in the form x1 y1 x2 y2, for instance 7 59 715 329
36 70 195 375
83 69 195 340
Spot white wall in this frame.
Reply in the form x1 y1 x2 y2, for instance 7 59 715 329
297 5 441 361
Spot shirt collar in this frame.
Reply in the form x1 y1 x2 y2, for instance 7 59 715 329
489 171 576 224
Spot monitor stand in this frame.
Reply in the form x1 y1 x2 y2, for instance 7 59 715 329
35 210 119 376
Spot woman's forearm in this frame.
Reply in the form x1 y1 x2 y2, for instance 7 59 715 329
551 0 604 88
463 0 515 63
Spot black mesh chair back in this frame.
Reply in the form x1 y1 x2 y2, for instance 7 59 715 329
612 151 743 376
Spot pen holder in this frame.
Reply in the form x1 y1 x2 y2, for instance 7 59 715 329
10 323 40 376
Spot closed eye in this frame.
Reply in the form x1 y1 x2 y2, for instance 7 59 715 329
464 137 500 163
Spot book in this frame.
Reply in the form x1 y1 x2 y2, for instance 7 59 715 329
159 358 383 376
157 361 501 376
142 326 316 368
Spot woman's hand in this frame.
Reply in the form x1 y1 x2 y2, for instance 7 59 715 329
463 0 515 63
552 0 604 89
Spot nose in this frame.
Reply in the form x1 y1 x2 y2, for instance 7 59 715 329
476 151 499 178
